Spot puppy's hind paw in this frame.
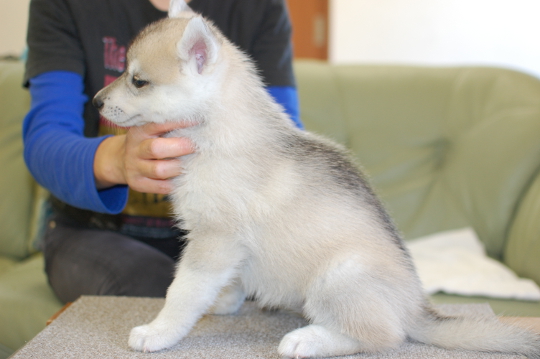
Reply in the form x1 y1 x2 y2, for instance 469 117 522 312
129 324 180 353
278 325 364 358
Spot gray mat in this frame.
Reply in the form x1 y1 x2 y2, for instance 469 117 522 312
11 296 526 358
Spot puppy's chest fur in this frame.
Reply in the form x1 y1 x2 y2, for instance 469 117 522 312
168 125 368 305
169 127 295 234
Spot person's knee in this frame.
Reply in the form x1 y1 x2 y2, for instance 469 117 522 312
111 253 175 297
43 223 177 301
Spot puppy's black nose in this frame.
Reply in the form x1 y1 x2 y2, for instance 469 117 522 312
92 96 104 109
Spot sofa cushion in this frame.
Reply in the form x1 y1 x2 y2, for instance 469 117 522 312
293 61 348 145
431 293 540 317
0 253 62 351
295 61 540 261
0 61 35 260
0 258 15 277
505 171 540 285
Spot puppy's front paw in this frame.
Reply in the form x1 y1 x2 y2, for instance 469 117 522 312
278 329 319 358
129 324 181 352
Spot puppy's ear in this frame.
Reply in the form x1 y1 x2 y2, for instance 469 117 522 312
168 0 194 18
177 16 220 74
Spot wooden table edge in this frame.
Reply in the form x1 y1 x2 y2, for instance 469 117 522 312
46 302 72 326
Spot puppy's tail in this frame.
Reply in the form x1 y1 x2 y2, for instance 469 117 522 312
409 306 540 358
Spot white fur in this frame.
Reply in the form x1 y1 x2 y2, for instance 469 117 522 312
168 0 194 19
94 11 540 359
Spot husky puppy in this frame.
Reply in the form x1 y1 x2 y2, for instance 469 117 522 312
93 1 540 357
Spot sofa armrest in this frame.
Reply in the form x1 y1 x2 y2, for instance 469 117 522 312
504 171 540 285
0 61 36 260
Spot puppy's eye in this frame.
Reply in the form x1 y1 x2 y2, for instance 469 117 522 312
132 76 149 89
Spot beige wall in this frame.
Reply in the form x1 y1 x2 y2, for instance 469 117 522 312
0 0 31 56
329 0 540 78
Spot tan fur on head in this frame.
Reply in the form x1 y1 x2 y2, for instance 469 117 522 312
129 20 189 85
94 16 226 127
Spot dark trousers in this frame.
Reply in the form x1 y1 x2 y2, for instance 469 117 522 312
42 214 184 303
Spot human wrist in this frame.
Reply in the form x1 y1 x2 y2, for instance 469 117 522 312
94 135 127 189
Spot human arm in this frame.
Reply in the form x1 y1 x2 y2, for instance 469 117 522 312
255 0 302 129
23 71 127 213
23 71 194 213
266 86 302 129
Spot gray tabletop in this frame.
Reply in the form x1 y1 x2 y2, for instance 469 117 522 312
11 296 525 358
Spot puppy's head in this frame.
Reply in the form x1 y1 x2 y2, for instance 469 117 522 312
93 5 223 127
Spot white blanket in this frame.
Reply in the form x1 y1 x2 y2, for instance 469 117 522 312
406 227 540 301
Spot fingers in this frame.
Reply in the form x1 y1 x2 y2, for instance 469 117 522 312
123 152 182 194
129 121 195 160
94 121 195 193
138 137 194 160
124 155 183 194
122 121 196 194
135 157 183 181
129 176 174 195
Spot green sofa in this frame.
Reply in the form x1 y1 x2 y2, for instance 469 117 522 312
1 59 539 357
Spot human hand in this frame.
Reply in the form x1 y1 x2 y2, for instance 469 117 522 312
94 122 194 194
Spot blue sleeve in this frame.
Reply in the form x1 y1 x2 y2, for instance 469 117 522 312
266 86 303 129
23 71 128 214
